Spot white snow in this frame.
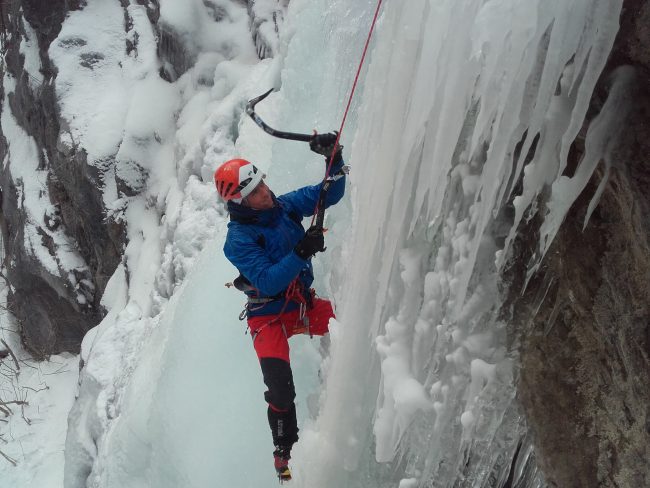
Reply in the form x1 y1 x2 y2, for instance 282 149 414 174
399 478 419 488
159 0 258 66
159 0 206 36
49 0 132 163
19 16 43 89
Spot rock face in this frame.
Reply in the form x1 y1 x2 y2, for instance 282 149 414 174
508 0 650 486
0 0 112 357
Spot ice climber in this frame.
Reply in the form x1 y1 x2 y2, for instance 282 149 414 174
214 132 345 482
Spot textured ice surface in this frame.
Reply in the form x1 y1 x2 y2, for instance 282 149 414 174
289 0 624 487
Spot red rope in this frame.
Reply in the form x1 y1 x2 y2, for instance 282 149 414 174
281 0 384 311
311 0 384 224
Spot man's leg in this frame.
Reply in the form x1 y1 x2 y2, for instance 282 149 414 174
248 316 299 465
261 358 299 449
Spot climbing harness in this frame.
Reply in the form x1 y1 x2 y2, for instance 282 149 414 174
245 285 315 341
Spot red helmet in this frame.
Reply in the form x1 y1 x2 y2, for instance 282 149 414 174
214 159 263 202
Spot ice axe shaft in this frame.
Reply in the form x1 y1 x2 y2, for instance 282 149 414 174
245 89 313 142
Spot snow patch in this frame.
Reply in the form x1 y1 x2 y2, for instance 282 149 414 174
19 16 43 88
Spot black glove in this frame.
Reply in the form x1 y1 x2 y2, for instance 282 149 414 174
294 226 325 260
310 131 342 158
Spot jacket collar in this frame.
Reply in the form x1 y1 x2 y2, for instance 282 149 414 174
228 194 282 226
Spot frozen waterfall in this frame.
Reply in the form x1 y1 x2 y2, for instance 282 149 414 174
59 0 626 487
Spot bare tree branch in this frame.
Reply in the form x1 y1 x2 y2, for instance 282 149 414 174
44 365 70 375
18 359 37 370
0 448 17 466
0 268 12 292
0 339 18 371
20 404 30 425
0 400 27 407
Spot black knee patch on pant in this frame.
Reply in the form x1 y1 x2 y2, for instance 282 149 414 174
267 403 299 448
260 357 298 448
260 357 296 411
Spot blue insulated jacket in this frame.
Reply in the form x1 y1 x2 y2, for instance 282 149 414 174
223 158 346 317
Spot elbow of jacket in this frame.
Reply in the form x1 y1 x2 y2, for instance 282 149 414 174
327 185 345 206
328 196 342 207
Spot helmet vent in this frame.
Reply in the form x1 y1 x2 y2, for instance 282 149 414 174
236 177 252 194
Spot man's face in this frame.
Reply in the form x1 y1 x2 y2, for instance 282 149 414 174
243 180 274 210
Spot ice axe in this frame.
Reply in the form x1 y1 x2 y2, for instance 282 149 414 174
245 89 314 142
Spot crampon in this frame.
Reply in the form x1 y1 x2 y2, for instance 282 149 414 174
274 448 292 483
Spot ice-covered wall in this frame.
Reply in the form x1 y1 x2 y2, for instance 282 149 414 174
63 0 648 486
286 0 634 487
61 0 281 485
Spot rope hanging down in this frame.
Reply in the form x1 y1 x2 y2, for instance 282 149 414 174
312 0 384 227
